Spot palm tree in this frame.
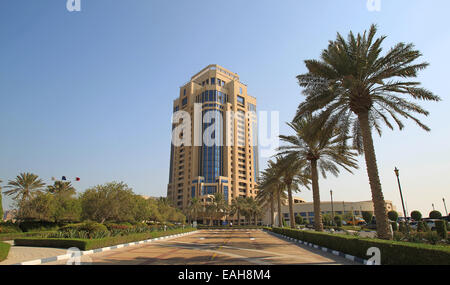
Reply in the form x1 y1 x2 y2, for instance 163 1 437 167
4 173 45 204
277 154 310 229
47 181 76 197
257 167 276 226
211 192 228 225
264 157 289 227
279 114 358 231
230 197 246 226
294 24 440 239
187 197 203 225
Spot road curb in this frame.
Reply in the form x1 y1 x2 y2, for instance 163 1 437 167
12 230 198 265
265 230 369 265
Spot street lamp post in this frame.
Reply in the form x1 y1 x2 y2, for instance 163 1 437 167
432 203 435 211
394 167 408 223
443 198 448 216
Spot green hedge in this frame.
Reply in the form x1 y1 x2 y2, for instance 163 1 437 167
270 227 450 265
14 227 196 251
0 231 56 241
0 242 11 262
197 225 263 229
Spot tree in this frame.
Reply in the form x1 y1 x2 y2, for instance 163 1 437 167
388 210 399 221
230 197 246 226
279 114 358 231
17 192 54 222
295 215 303 225
187 197 203 225
210 192 228 225
80 181 136 223
295 25 440 239
52 195 81 223
0 179 3 220
411 210 422 221
47 181 76 197
276 154 310 229
257 160 281 227
429 210 442 219
362 211 374 223
4 173 45 204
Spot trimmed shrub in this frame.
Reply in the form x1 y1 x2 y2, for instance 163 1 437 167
333 216 342 227
270 227 450 265
435 220 447 239
417 221 429 232
390 221 398 232
18 221 59 232
14 227 196 251
429 211 442 219
411 211 422 221
0 222 22 234
398 221 408 233
0 242 11 262
388 211 399 222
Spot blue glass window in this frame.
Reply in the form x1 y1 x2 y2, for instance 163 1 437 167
237 95 245 105
211 78 215 85
182 97 188 106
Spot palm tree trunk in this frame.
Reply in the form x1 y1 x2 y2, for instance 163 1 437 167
237 210 241 226
358 111 391 240
277 191 282 227
287 183 295 228
270 195 275 227
311 159 324 231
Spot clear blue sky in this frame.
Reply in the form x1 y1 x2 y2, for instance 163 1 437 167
0 0 448 215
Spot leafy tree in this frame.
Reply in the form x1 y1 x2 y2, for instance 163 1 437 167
4 173 45 203
17 192 54 222
388 210 399 221
279 114 358 231
321 214 333 226
295 25 440 239
362 211 373 223
52 195 81 223
411 210 422 221
80 181 136 223
429 210 442 219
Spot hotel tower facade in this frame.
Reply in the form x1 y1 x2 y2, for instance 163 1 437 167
167 65 259 213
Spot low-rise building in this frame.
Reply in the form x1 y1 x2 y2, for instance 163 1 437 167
262 199 396 226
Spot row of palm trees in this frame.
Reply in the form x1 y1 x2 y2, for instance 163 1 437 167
185 193 264 226
257 24 440 240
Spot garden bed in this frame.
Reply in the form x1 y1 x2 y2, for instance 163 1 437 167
268 227 450 265
14 227 195 251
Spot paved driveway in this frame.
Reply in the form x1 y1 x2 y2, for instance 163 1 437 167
44 230 356 265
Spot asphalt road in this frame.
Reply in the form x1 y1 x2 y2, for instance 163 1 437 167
46 229 356 265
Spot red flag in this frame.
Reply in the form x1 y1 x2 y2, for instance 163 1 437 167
75 177 80 181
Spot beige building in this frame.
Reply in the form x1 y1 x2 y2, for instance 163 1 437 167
263 198 396 226
167 65 259 212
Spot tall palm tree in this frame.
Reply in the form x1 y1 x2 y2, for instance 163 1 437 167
257 167 276 226
211 192 228 225
47 181 76 197
4 173 45 204
187 197 203 225
279 114 358 231
230 197 246 226
265 157 288 227
295 24 440 239
277 154 310 229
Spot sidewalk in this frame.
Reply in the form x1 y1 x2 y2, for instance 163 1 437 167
0 241 67 265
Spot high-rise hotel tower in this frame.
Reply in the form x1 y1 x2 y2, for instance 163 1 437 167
167 65 259 211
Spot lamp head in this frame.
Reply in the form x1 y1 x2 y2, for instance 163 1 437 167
394 167 399 177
